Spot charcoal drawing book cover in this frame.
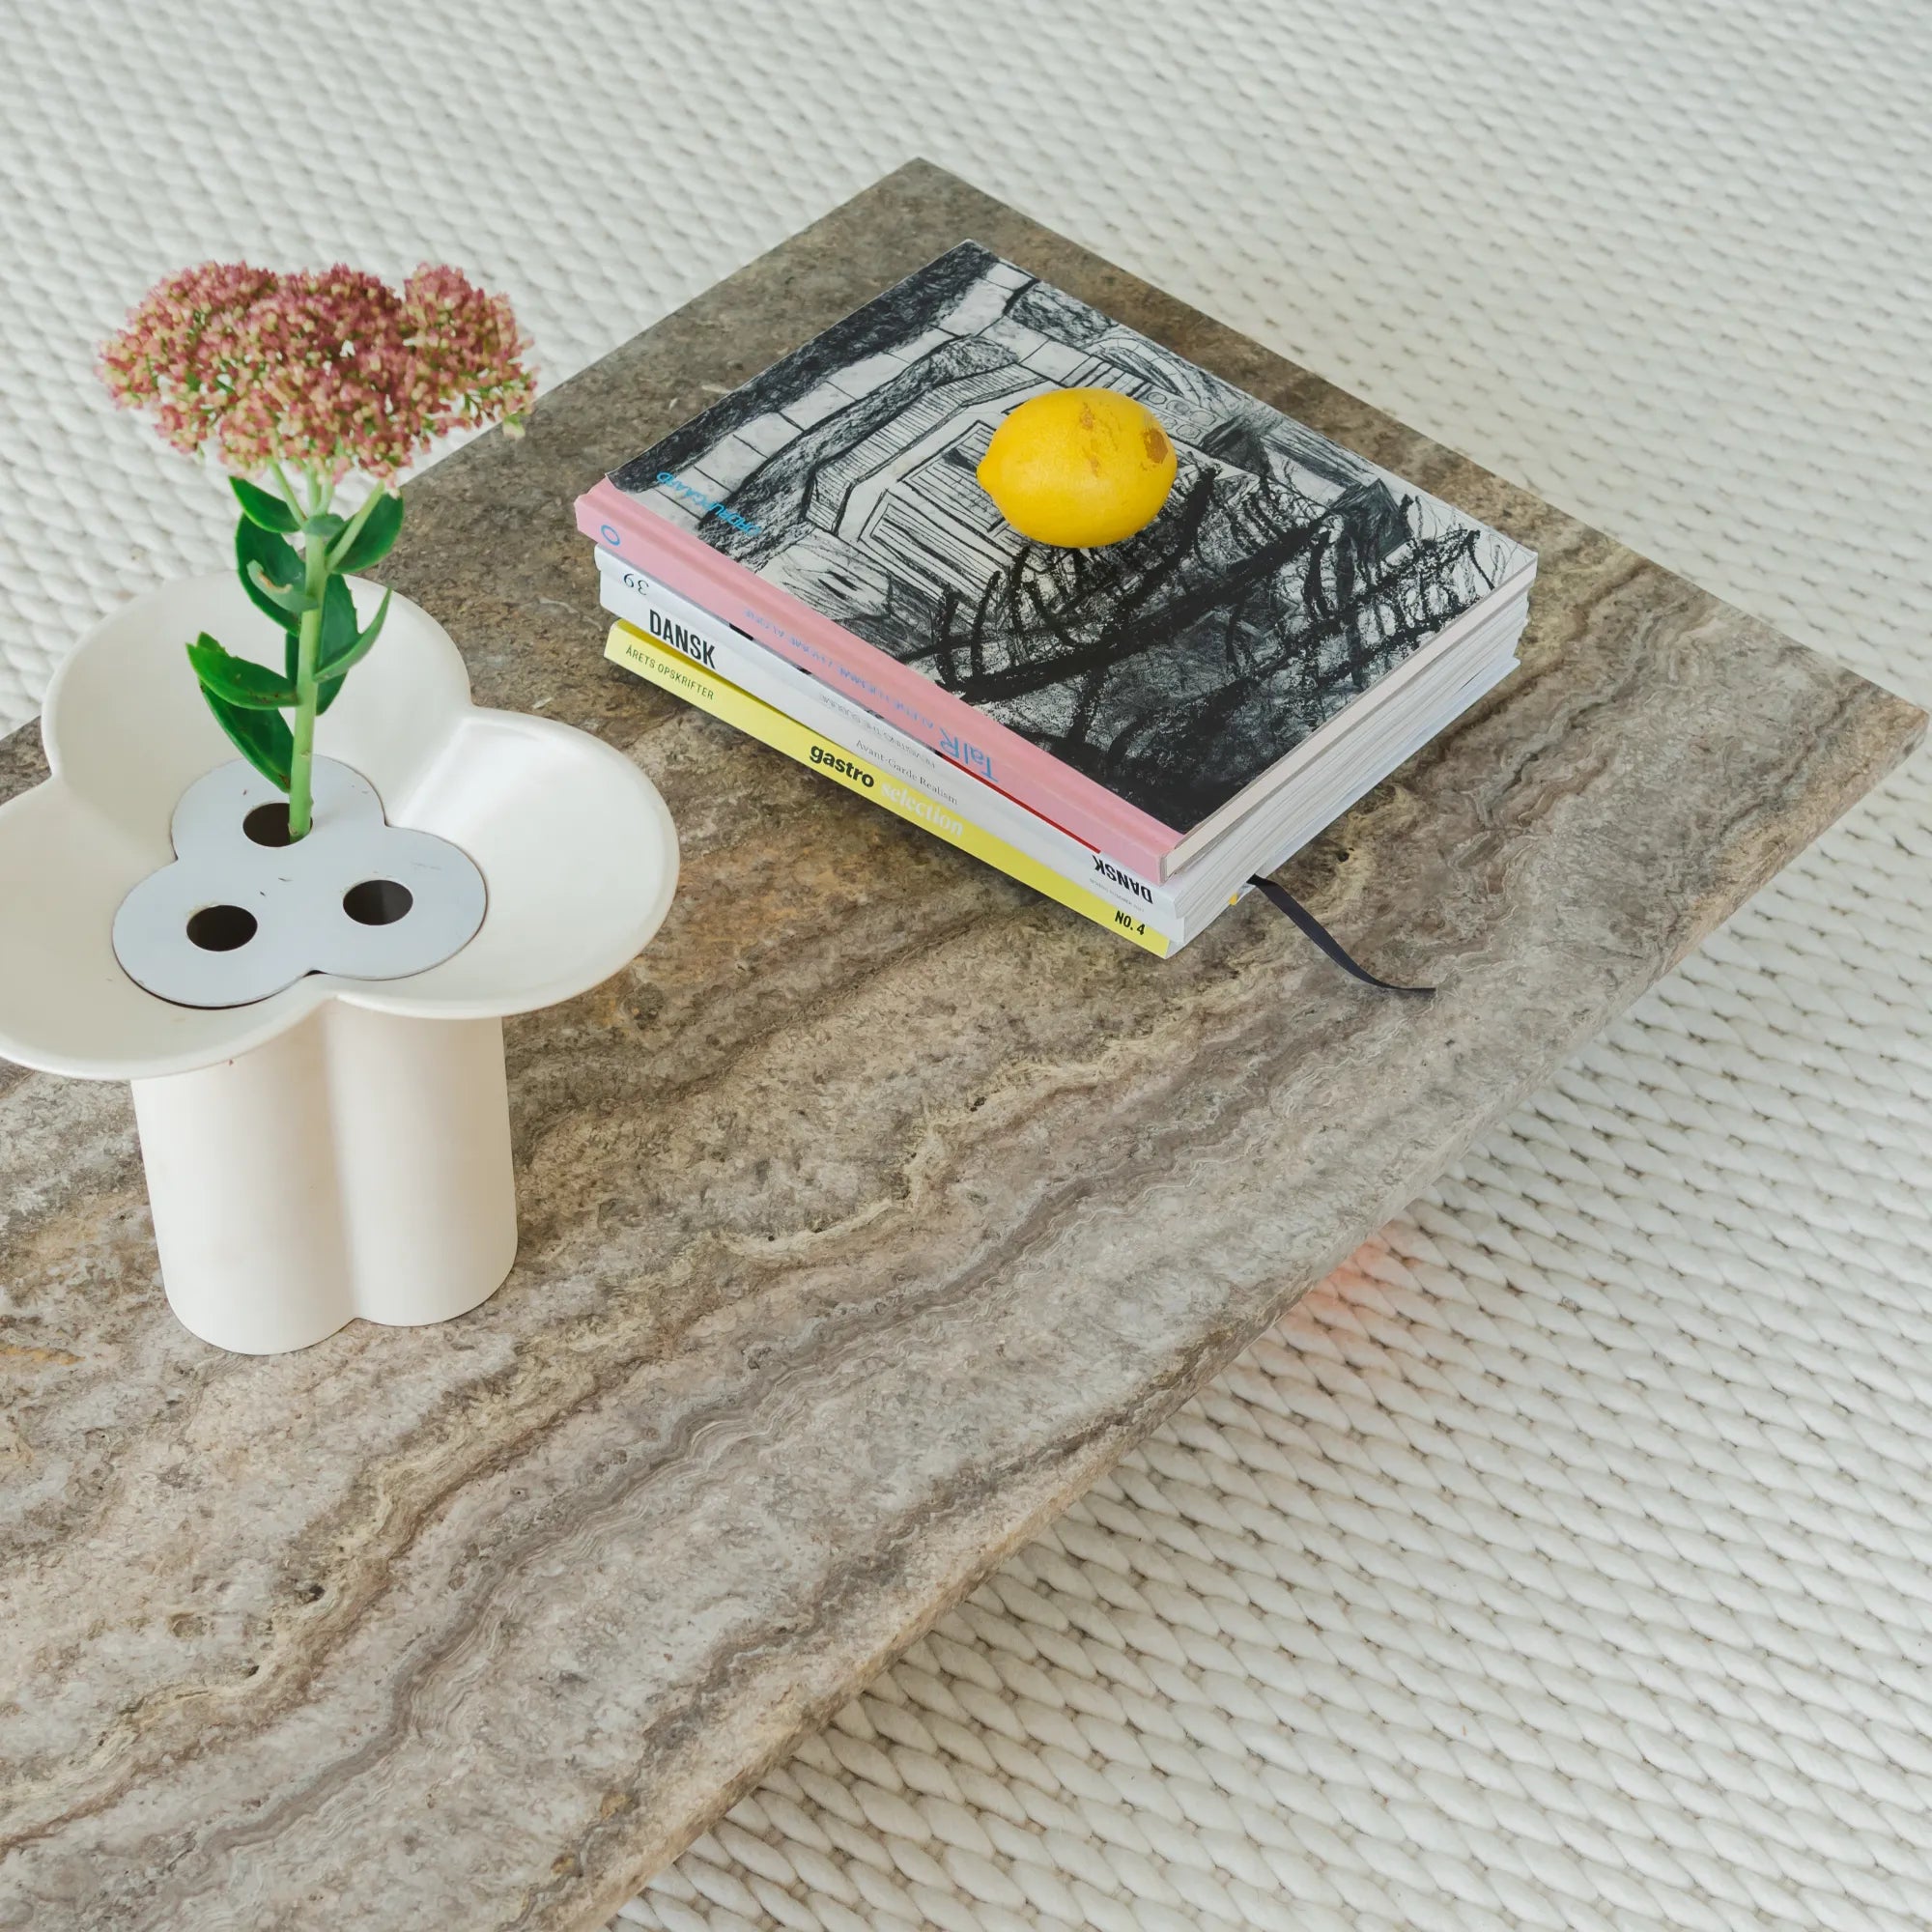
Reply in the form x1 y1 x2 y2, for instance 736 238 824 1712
578 243 1534 879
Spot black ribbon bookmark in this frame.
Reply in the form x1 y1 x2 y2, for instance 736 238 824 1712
1248 876 1435 997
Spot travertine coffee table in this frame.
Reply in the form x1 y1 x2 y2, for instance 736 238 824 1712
0 164 1919 1931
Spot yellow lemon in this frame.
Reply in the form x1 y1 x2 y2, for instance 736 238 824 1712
977 387 1178 548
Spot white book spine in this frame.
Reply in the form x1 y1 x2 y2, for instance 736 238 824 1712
594 549 1188 932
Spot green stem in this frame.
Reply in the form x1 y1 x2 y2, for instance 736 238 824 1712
326 485 385 568
286 527 331 839
269 457 305 522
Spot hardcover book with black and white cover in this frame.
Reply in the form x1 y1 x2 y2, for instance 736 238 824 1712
578 242 1535 882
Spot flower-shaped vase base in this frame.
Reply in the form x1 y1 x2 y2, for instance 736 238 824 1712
134 1001 517 1352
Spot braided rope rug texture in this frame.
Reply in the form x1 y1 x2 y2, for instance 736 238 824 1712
2 4 1928 1928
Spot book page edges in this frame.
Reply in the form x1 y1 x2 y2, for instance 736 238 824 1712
602 617 1174 956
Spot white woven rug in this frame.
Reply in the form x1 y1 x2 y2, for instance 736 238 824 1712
5 3 1930 1928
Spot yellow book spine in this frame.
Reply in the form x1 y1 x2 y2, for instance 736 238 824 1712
606 620 1173 957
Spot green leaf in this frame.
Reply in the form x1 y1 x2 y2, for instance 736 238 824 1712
236 517 306 625
199 686 294 790
302 512 348 544
317 583 390 681
230 476 298 533
245 559 319 617
315 574 355 666
331 490 403 572
185 632 298 708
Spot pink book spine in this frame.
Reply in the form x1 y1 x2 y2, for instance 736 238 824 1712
577 480 1182 878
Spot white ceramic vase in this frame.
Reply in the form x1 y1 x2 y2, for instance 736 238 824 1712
0 573 678 1353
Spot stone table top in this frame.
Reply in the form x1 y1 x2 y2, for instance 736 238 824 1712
0 162 1920 1931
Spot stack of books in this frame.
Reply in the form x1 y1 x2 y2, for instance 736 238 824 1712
576 243 1535 959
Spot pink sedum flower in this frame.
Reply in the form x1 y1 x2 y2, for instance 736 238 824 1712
99 262 536 484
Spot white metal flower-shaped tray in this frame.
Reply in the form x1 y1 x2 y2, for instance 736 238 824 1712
112 756 490 1007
